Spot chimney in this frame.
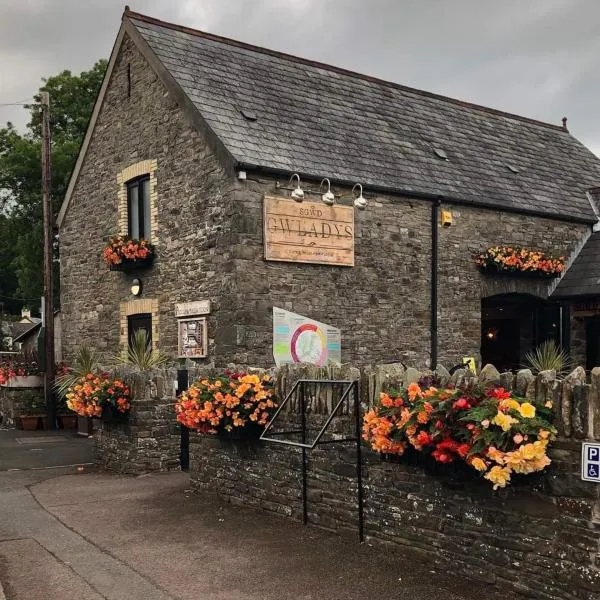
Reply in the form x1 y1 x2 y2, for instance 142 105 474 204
21 307 31 320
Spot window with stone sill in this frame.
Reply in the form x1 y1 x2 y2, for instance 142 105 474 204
127 175 151 241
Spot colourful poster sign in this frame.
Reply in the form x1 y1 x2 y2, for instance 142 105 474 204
273 307 341 367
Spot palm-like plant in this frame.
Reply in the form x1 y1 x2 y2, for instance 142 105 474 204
54 345 103 398
524 339 571 376
115 329 170 371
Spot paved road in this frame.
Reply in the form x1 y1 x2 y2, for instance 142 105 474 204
0 431 511 600
0 429 94 471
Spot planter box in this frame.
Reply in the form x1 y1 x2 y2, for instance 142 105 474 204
109 254 154 272
59 414 78 429
4 375 44 388
478 267 559 279
101 403 129 424
20 415 42 430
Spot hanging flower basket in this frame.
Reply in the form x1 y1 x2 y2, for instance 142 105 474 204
476 246 565 278
175 371 277 438
103 235 155 271
65 373 131 422
363 383 557 490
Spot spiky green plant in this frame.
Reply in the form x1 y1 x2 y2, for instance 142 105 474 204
114 329 170 372
54 345 103 398
524 340 571 376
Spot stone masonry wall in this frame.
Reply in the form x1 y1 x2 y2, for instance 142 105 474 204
222 175 587 368
94 371 180 474
59 34 236 362
187 363 600 600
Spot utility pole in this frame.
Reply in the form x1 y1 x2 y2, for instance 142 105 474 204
41 91 56 430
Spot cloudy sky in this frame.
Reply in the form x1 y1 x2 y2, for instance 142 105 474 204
1 0 599 153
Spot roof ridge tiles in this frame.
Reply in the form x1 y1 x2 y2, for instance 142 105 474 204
124 8 566 133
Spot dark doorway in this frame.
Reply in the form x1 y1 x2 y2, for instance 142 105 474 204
586 318 600 371
481 294 564 372
127 313 152 348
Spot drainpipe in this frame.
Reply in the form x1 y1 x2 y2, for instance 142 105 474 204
431 200 440 370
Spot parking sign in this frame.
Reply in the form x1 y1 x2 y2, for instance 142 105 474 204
581 443 600 482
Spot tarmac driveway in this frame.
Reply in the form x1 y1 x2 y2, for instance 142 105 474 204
0 465 513 600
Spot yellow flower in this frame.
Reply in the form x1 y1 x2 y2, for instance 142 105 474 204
471 457 487 472
485 465 512 489
539 429 550 440
519 403 536 419
487 446 506 464
492 411 518 432
499 399 520 412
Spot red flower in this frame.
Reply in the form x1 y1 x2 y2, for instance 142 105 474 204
416 430 433 447
452 397 471 410
488 387 511 400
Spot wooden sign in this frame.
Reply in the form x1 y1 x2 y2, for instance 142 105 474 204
573 302 600 317
175 300 211 318
263 196 354 267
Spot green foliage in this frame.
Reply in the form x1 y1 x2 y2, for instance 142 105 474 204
114 329 170 372
54 344 103 398
0 60 107 313
523 340 571 376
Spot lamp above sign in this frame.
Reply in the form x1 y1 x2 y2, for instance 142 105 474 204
175 300 211 318
263 196 354 267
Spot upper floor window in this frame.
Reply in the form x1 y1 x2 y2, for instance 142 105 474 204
127 175 151 240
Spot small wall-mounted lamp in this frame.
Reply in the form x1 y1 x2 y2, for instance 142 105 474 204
320 178 335 206
289 173 304 201
352 183 367 210
131 278 142 296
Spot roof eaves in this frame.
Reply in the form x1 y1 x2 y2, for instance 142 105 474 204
239 162 598 225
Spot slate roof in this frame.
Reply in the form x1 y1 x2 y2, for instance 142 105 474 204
9 321 41 342
552 232 600 298
128 11 600 222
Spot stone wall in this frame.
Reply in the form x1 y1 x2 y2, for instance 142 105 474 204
59 33 236 362
0 386 44 428
94 371 180 474
224 176 587 368
58 31 589 370
187 364 600 600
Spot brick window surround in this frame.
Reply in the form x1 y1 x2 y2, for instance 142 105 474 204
117 160 158 242
120 299 159 349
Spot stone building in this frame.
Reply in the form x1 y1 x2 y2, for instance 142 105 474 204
58 8 600 370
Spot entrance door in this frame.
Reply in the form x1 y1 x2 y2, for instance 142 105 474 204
586 319 600 370
127 313 152 348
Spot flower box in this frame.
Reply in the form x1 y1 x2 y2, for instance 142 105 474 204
478 266 558 280
108 254 154 272
5 375 44 388
101 403 129 424
476 247 565 278
104 235 155 271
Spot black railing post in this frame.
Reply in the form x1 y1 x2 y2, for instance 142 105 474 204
354 380 364 542
177 369 190 472
300 380 308 525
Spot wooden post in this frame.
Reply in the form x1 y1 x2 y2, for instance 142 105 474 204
41 91 56 430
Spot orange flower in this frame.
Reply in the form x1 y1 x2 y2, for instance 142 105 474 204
407 383 421 401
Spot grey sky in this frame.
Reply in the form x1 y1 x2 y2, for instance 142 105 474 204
1 0 599 154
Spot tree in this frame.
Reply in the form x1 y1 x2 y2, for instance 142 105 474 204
0 60 107 314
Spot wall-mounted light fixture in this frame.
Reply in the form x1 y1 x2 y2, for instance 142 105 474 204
485 327 497 341
319 178 335 206
289 173 304 201
131 278 142 296
352 183 367 210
